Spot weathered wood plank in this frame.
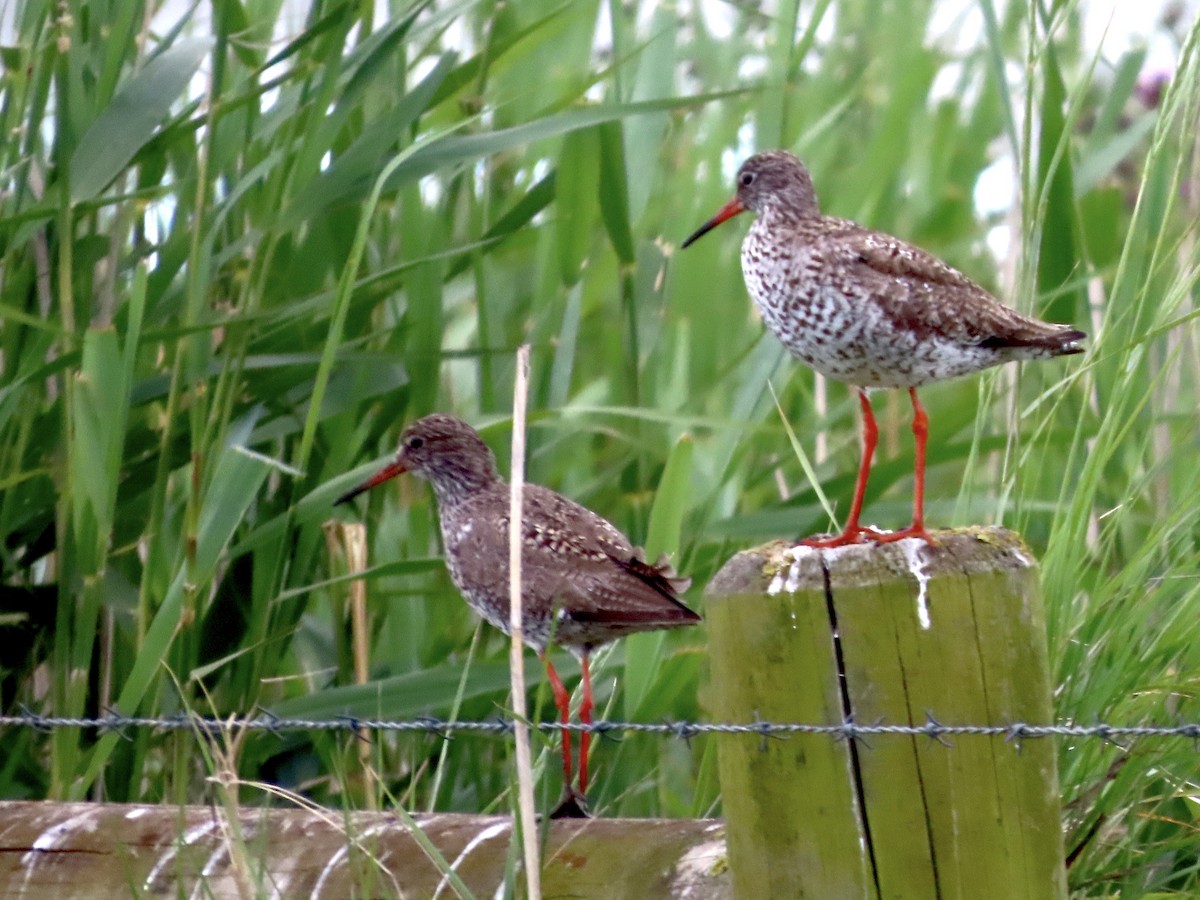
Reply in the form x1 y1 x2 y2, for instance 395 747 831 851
0 801 728 898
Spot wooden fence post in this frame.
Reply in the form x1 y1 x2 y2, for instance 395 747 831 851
705 526 1066 899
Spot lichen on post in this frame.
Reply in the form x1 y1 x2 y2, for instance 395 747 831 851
705 526 1066 900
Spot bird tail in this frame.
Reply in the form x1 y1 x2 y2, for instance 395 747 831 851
979 325 1086 355
611 549 699 620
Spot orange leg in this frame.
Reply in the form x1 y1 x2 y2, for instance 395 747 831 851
541 654 574 788
577 654 594 794
802 388 877 547
870 387 932 544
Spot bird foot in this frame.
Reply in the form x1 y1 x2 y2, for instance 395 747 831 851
798 527 873 548
548 787 591 819
861 524 934 545
799 524 934 548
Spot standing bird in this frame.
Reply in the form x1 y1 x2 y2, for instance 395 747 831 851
682 150 1086 546
335 414 699 815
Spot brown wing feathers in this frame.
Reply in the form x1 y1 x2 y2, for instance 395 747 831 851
846 229 1085 354
562 551 698 625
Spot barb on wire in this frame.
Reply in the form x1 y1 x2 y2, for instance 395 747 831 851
2 711 1200 743
923 712 954 748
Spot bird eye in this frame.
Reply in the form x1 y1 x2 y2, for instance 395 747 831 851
740 172 755 187
407 436 425 450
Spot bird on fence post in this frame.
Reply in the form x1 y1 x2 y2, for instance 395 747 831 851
682 150 1085 546
335 414 699 817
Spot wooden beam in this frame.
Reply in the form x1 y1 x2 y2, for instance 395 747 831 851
705 527 1066 899
0 801 728 898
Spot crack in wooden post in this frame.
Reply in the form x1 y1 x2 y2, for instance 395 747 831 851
821 555 885 899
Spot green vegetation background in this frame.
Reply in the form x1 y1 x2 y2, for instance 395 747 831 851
1 0 1197 893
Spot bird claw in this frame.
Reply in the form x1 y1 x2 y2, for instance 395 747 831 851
865 524 935 545
548 787 591 819
799 524 934 548
798 526 873 548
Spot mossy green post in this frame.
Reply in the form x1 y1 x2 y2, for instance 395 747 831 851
706 527 1066 900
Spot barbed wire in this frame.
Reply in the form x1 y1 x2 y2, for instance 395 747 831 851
2 710 1198 745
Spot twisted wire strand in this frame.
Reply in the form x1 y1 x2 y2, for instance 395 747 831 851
2 711 1197 742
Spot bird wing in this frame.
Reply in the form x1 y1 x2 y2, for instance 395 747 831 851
823 223 1083 350
520 486 697 625
450 485 698 631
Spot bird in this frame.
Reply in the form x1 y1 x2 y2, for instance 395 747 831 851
682 150 1086 546
334 413 699 816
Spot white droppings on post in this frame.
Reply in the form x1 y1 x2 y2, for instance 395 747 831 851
784 549 805 593
771 544 846 595
433 820 510 900
900 538 932 630
822 544 862 567
125 807 149 820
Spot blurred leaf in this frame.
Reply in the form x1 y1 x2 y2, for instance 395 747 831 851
644 433 694 560
598 121 635 265
445 172 557 280
212 0 258 68
556 127 600 285
1078 187 1124 270
1075 112 1156 195
1035 40 1086 323
71 329 124 551
69 37 213 202
425 2 574 108
271 660 545 720
623 434 696 722
381 90 745 190
77 410 273 796
282 52 457 227
1089 48 1147 142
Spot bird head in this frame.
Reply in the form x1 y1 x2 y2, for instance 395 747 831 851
681 150 819 248
334 414 499 506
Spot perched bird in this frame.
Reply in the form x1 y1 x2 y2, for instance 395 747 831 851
682 150 1085 546
335 414 699 815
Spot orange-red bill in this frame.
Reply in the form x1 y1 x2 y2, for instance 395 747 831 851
680 197 745 249
334 459 408 506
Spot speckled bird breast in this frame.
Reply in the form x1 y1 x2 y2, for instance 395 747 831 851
740 224 996 389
